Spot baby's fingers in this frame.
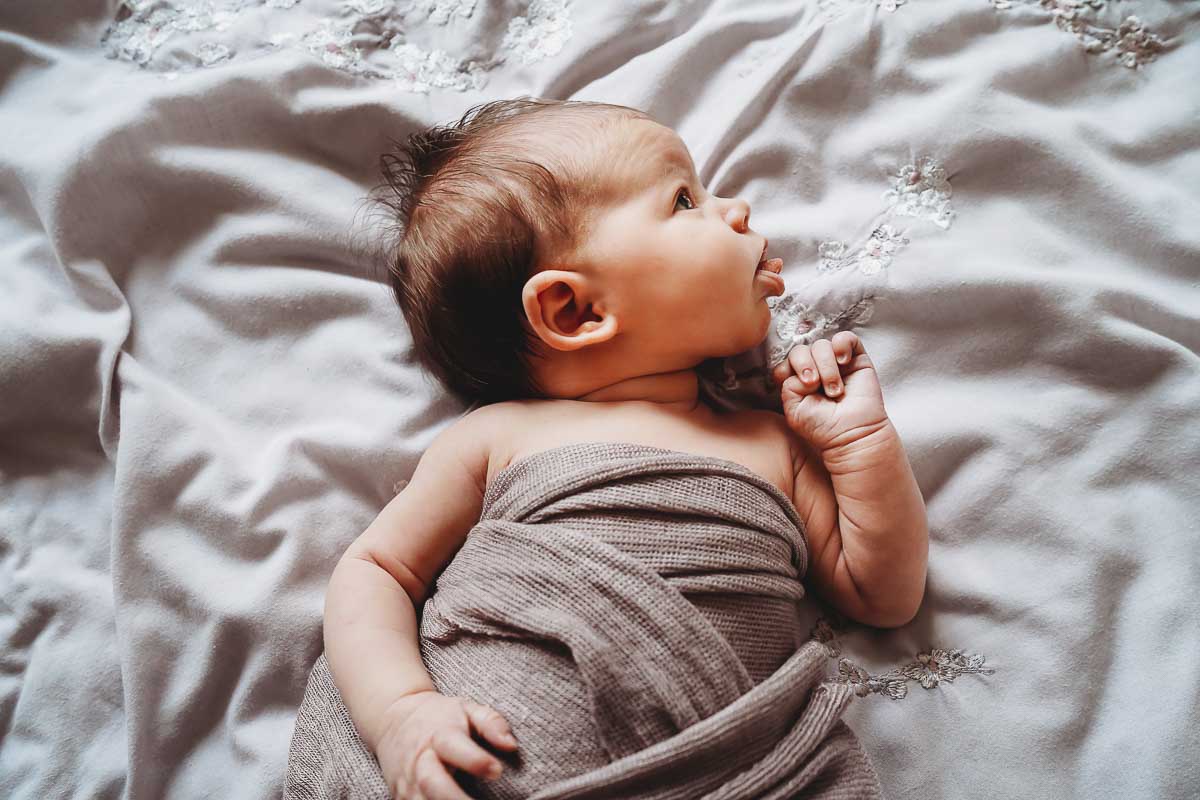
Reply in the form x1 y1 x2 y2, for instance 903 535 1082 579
783 346 822 395
431 730 505 787
463 700 519 751
830 330 862 365
414 746 474 800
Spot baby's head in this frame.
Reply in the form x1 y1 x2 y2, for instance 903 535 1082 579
376 97 778 405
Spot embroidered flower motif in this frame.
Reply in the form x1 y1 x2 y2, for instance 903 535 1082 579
341 0 393 16
883 157 955 230
501 0 572 65
765 294 875 368
387 41 489 92
991 0 1166 69
837 659 912 699
410 0 477 25
810 614 997 701
901 648 996 689
818 0 908 20
101 1 241 67
818 224 910 275
101 0 575 89
811 618 842 658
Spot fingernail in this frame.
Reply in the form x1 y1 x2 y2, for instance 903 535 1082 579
801 369 814 382
488 762 503 779
503 733 517 745
837 353 849 364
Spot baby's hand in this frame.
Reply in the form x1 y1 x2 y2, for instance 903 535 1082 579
375 689 518 800
770 331 890 454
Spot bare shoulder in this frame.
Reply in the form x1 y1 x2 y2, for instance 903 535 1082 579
707 406 798 499
733 406 799 467
346 403 513 604
459 399 545 484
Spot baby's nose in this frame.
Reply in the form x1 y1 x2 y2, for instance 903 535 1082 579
724 199 751 232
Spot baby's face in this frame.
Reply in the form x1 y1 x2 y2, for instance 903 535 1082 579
577 118 782 362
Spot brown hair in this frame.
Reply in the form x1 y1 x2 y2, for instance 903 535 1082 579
368 96 648 406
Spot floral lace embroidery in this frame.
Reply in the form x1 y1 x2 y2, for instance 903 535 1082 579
810 615 996 700
765 294 876 368
101 0 574 89
758 156 953 370
410 0 477 25
501 0 572 65
882 157 955 230
990 0 1166 70
817 224 911 276
819 0 908 20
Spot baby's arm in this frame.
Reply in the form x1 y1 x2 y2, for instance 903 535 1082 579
324 408 516 796
773 332 929 628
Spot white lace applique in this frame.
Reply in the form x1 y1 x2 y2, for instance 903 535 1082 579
101 0 575 90
501 0 572 65
819 0 908 21
101 1 244 67
409 0 477 26
990 0 1166 69
817 224 911 276
882 157 955 230
811 616 996 701
766 294 877 368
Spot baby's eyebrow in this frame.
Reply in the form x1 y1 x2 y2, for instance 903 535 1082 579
652 152 694 192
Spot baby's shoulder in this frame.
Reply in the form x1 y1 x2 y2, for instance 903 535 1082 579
461 396 559 459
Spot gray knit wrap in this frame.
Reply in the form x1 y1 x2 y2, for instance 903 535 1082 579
286 442 882 799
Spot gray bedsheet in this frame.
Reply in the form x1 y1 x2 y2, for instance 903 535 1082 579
2 1 1198 799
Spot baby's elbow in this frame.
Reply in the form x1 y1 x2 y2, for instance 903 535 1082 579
863 604 919 629
850 588 924 629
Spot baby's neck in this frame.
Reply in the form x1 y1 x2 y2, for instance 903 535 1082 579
571 368 702 411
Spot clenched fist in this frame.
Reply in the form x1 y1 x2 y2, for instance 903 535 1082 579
770 331 890 454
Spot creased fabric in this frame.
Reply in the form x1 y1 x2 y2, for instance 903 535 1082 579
286 442 881 799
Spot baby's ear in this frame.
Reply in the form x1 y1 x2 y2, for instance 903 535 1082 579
521 270 618 352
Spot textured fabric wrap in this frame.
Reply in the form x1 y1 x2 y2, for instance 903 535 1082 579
286 442 881 799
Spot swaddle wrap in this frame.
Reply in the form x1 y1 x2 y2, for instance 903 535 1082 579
286 441 881 799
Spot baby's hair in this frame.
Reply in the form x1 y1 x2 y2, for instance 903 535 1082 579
369 96 649 406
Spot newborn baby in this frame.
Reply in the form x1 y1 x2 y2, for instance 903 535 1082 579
321 97 928 799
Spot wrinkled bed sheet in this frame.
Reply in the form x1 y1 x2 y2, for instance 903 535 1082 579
1 1 1198 799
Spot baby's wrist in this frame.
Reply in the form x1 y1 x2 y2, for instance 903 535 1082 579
816 417 897 466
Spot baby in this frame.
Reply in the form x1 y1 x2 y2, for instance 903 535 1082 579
323 97 928 799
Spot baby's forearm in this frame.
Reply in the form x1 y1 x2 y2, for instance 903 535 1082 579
821 419 928 627
324 553 437 749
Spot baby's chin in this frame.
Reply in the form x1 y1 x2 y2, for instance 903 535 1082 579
713 313 771 360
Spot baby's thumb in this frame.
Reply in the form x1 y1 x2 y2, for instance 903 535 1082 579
770 361 791 386
780 376 808 428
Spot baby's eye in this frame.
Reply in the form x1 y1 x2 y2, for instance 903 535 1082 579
674 188 696 212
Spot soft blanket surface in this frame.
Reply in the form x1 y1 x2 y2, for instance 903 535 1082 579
288 442 880 799
2 1 1199 799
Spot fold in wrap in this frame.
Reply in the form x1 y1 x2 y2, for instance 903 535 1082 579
286 442 882 799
